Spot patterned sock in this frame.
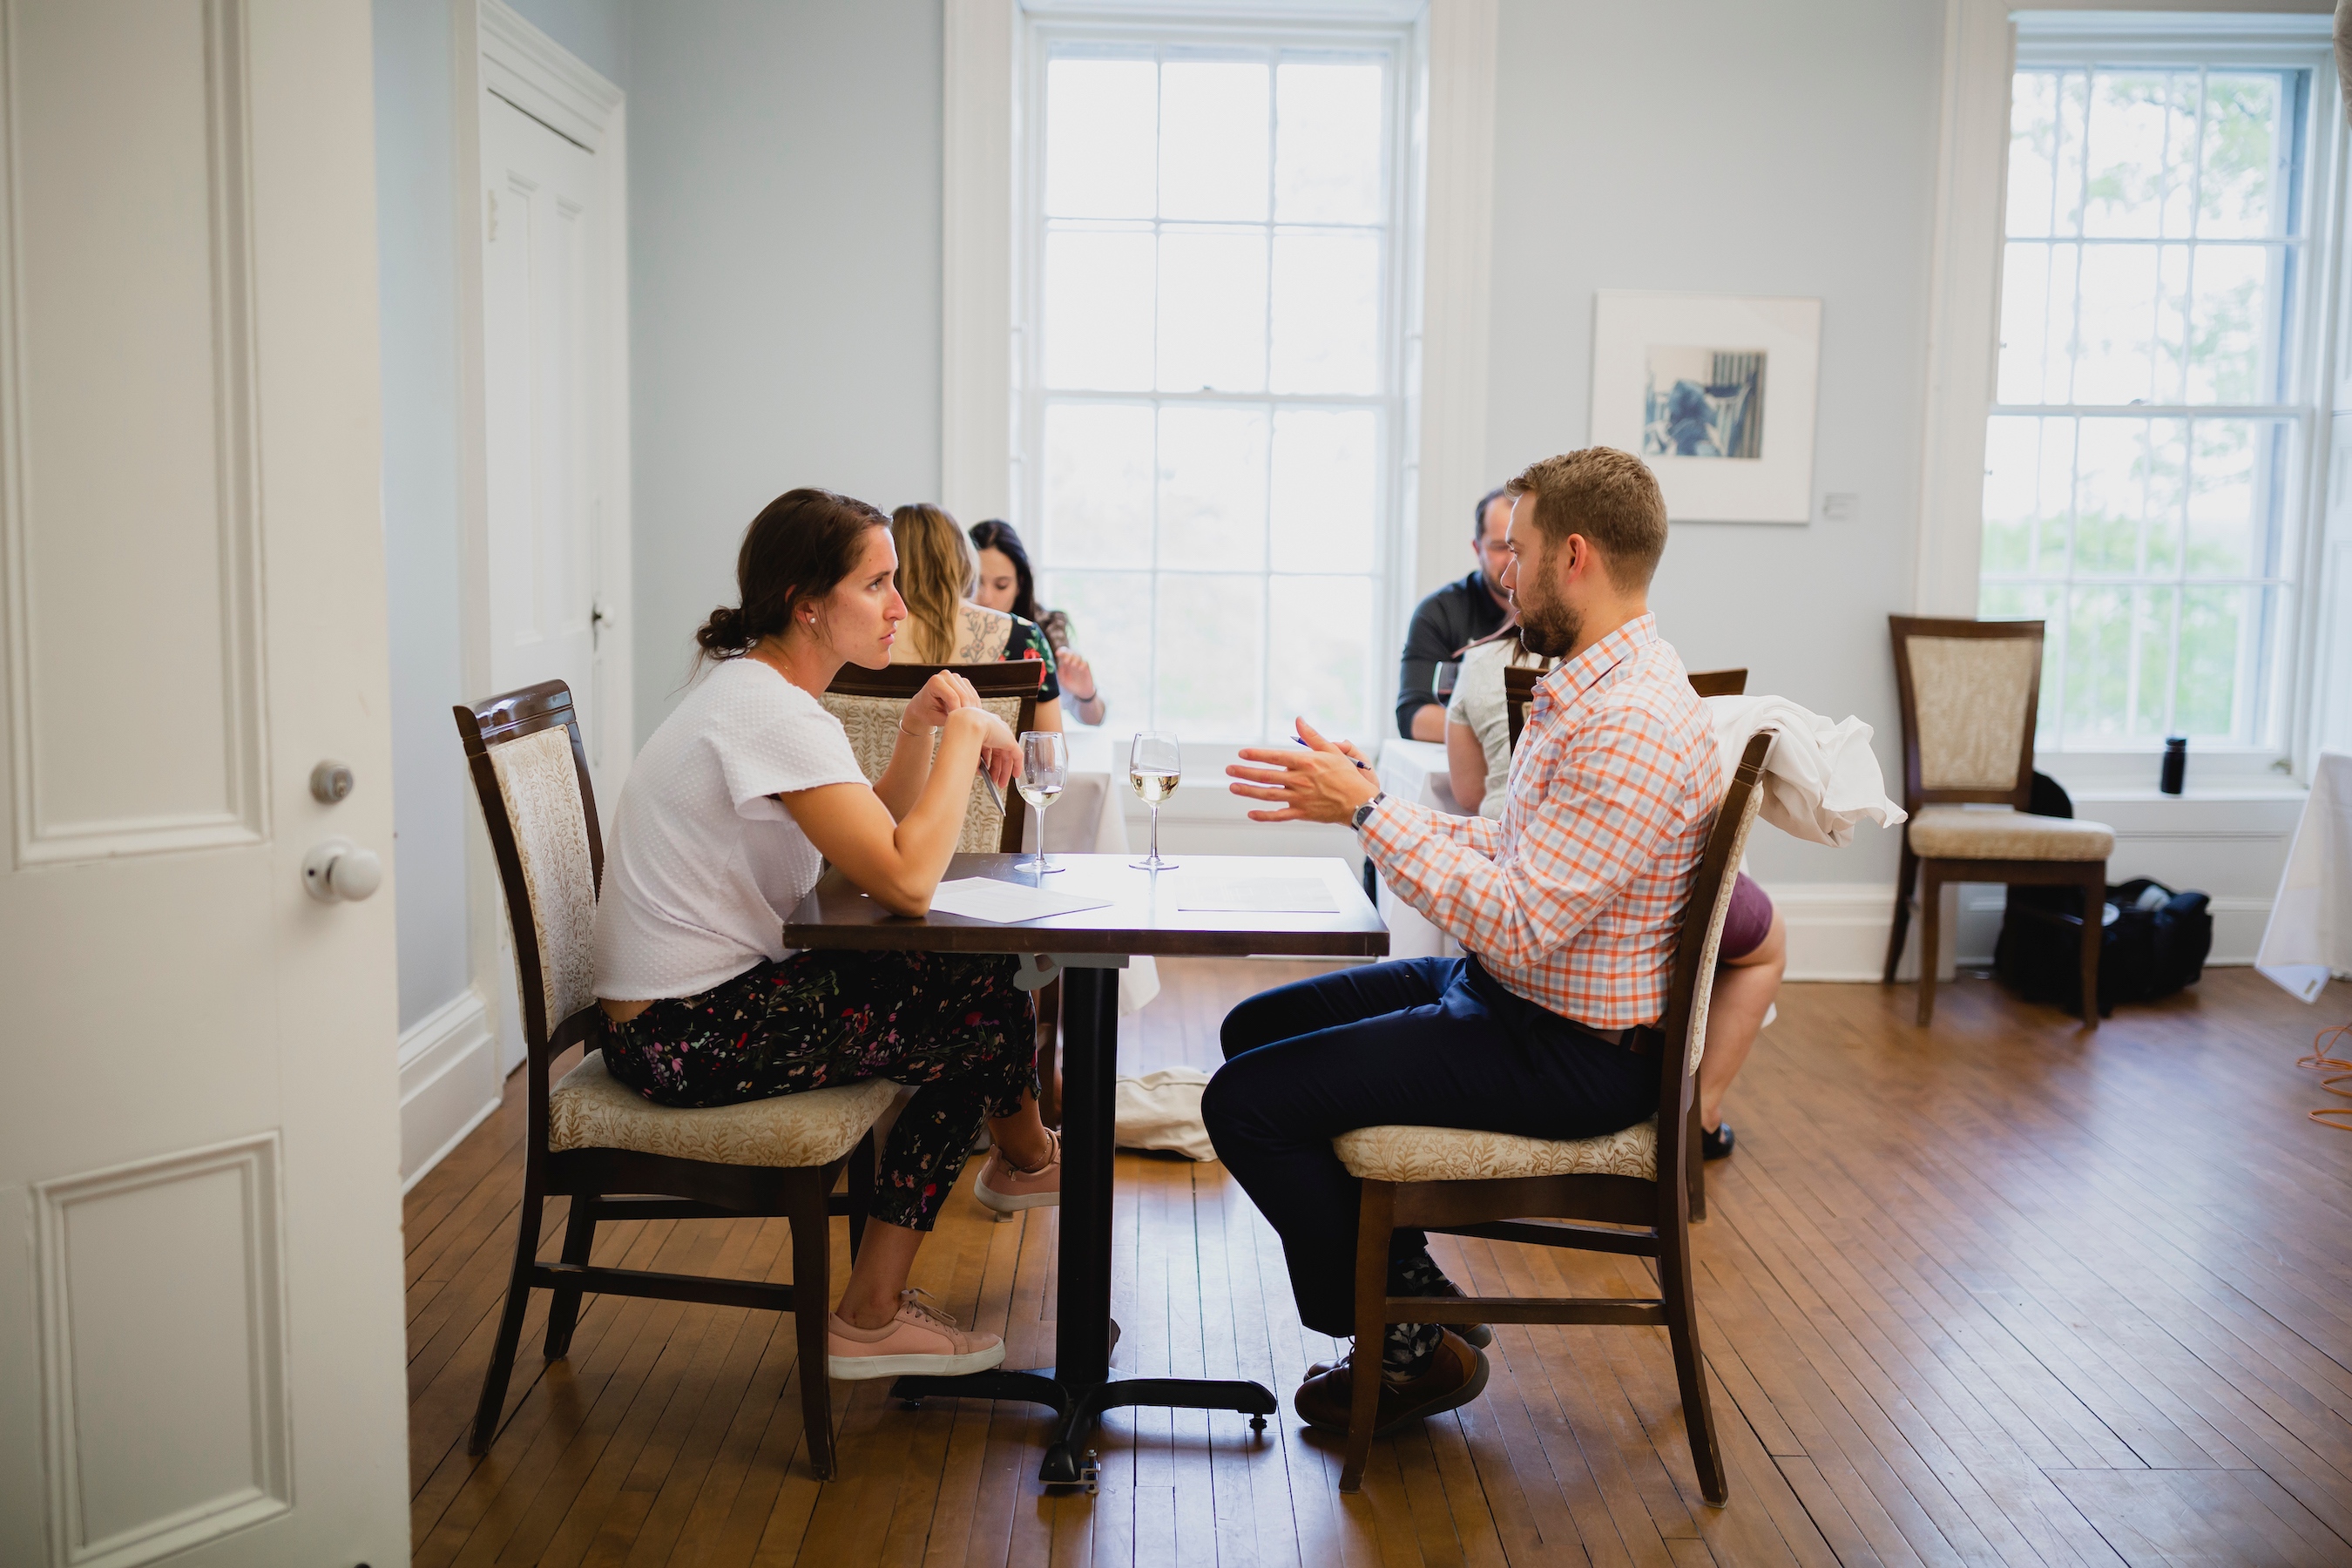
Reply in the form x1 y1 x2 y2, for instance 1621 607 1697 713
1381 1319 1443 1382
1391 1250 1455 1298
1379 1252 1457 1381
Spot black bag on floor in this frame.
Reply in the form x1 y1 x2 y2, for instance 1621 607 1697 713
1990 775 2213 1014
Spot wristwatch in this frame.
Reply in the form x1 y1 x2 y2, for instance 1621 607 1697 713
1351 791 1387 834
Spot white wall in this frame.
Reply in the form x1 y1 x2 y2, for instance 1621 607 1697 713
628 0 946 745
374 0 473 1032
375 0 629 1186
1483 0 1943 898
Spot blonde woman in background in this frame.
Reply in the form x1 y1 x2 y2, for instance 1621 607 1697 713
889 504 1064 733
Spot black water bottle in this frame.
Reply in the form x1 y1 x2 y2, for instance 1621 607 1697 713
2160 735 2186 795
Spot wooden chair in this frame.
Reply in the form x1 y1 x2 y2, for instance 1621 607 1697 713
1882 618 2112 1026
821 660 1063 1123
1329 730 1774 1499
822 661 1044 854
455 679 894 1477
1499 664 1749 1220
1504 665 1748 750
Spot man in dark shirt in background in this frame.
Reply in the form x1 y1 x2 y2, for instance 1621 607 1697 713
1395 487 1514 739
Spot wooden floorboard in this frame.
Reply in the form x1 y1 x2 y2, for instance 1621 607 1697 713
406 962 2352 1566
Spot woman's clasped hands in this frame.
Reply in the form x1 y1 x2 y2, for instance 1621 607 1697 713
909 670 1021 788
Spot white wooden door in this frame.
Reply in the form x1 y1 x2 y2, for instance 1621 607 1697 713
0 3 408 1565
480 85 612 1075
481 90 609 783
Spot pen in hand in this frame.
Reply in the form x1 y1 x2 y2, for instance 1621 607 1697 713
1294 736 1374 772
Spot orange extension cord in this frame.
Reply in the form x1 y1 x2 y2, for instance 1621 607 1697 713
2298 1020 2352 1130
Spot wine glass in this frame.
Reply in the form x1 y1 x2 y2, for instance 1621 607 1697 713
1017 731 1067 875
1128 731 1179 871
1433 660 1462 703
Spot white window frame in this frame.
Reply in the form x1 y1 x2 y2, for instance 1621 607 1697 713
1013 14 1417 745
1915 2 2344 791
941 0 1498 773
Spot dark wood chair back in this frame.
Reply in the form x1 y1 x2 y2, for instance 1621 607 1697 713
1886 615 2043 813
1504 664 1748 751
824 661 1044 853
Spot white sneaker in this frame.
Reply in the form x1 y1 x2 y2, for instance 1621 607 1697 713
826 1290 1004 1380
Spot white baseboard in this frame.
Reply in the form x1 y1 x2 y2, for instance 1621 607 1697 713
1770 880 2276 983
398 987 501 1192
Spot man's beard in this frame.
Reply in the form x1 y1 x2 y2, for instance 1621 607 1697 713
1515 582 1581 659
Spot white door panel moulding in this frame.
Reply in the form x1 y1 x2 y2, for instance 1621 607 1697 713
34 1133 291 1568
1 0 268 867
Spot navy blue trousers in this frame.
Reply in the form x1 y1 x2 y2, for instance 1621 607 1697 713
1201 956 1659 1336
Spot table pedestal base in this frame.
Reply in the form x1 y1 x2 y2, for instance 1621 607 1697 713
889 1368 1277 1488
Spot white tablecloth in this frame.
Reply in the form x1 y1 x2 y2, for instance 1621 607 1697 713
2258 750 2352 1003
1019 728 1159 1014
1374 739 1466 962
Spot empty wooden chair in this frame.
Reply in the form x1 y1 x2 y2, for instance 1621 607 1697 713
455 679 892 1477
1883 617 2111 1026
1328 731 1774 1499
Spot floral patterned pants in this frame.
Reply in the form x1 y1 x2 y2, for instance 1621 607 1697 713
598 950 1036 1231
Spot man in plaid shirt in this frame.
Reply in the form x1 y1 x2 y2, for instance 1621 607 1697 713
1206 447 1722 1436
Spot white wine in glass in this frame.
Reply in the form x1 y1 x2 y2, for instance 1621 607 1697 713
1017 730 1066 875
1128 731 1179 870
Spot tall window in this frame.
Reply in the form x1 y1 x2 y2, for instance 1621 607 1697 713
1018 24 1407 743
1984 37 2323 753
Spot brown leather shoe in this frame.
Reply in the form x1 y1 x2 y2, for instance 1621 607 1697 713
1294 1330 1490 1436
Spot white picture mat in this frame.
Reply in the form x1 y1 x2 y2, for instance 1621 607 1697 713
1588 291 1821 524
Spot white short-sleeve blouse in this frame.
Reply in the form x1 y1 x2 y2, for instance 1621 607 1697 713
592 657 869 1000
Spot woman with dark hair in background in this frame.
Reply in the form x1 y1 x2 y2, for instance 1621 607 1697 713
890 505 1067 732
591 487 1064 1382
970 517 1106 727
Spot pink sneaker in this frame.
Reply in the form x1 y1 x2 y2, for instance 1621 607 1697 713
826 1291 1004 1380
974 1129 1061 1214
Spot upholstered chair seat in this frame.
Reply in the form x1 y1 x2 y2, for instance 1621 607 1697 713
1905 805 2114 862
1334 1117 1659 1184
549 1054 898 1168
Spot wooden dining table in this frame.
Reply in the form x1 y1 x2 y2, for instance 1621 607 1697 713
782 850 1388 1489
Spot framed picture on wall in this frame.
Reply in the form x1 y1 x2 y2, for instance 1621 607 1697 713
1589 291 1821 524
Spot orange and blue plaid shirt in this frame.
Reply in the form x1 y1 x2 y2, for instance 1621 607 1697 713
1359 613 1721 1030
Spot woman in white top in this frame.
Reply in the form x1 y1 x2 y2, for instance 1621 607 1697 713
1445 627 1551 817
592 487 1060 1381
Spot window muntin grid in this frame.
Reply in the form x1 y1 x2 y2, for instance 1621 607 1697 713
1984 60 2314 751
1022 36 1404 744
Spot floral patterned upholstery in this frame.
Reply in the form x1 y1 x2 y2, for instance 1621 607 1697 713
1907 803 2112 861
821 691 1026 853
1335 1116 1659 1182
548 1053 896 1168
486 726 598 1030
1907 634 2038 792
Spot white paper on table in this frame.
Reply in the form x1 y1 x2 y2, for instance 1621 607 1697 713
923 878 1112 924
1174 877 1340 914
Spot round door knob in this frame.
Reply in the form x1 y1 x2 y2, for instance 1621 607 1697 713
302 838 382 902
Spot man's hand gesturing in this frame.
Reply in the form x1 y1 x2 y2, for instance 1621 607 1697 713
1226 718 1382 824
